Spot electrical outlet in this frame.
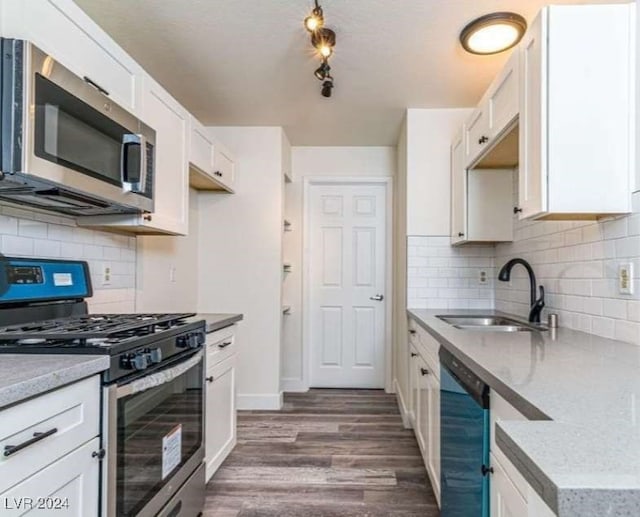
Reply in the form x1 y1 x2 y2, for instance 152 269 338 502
478 270 488 285
618 263 634 295
101 263 112 286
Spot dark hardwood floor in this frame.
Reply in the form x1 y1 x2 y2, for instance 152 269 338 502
205 389 440 516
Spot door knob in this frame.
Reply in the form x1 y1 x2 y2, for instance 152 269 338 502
370 294 384 301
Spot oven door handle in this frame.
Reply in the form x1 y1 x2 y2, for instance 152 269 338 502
116 351 203 398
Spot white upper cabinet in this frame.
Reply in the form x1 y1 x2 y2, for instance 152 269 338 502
80 77 190 235
518 4 636 219
451 128 514 245
189 117 236 193
487 50 520 141
450 130 466 244
0 0 141 113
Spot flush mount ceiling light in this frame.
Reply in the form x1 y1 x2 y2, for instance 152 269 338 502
303 1 337 97
460 12 527 55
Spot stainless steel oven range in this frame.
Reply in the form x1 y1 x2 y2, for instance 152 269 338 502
0 257 205 517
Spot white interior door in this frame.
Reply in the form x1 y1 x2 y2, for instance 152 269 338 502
309 182 387 388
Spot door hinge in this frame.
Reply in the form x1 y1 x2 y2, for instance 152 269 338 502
92 449 106 460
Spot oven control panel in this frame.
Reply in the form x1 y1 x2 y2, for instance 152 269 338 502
0 257 92 304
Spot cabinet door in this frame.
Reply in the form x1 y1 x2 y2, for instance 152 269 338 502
412 357 427 454
1 0 141 113
190 116 215 176
465 106 490 166
518 10 548 219
488 50 520 139
426 371 441 504
490 453 528 517
140 77 190 235
212 139 236 192
450 131 466 244
205 354 237 481
0 437 100 517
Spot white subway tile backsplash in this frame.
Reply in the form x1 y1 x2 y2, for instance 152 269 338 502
0 204 136 308
407 236 495 310
494 173 640 345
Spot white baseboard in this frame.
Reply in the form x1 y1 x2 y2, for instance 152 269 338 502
394 378 413 429
237 392 283 410
280 378 309 393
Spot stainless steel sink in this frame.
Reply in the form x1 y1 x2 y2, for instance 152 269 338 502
437 315 547 332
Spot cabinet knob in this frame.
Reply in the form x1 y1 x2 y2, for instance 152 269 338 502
410 352 418 358
409 329 416 335
458 232 465 237
420 368 429 376
214 171 223 177
206 376 214 383
481 465 494 476
143 214 152 222
478 136 489 144
513 207 523 214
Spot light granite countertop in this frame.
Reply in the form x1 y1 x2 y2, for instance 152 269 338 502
408 308 640 517
0 354 109 410
188 313 243 334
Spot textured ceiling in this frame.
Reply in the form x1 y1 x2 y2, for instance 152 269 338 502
75 0 627 146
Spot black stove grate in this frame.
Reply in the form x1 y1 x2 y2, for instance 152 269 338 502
0 313 195 342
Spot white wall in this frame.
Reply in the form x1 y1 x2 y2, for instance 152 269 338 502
198 127 285 409
281 146 396 391
0 204 136 312
135 189 199 312
406 109 472 236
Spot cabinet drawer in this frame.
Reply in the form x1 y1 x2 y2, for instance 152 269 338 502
0 376 100 494
0 437 100 517
206 325 237 369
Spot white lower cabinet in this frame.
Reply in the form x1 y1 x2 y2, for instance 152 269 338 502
408 320 441 506
0 376 101 516
205 326 238 481
0 437 100 517
490 452 528 517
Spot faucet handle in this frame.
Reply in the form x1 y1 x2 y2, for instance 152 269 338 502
537 285 545 302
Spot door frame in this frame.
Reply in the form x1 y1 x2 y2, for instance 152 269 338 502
302 177 394 392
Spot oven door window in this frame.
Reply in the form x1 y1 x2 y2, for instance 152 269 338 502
33 73 128 187
116 355 203 516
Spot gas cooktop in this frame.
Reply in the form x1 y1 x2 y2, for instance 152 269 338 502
0 313 197 353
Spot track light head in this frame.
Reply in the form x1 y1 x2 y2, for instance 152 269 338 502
311 28 336 58
314 59 331 81
321 77 334 98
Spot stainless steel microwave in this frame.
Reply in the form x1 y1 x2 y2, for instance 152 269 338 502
0 38 155 216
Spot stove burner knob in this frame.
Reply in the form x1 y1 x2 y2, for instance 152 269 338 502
148 348 162 364
132 353 149 371
121 352 150 371
177 332 205 349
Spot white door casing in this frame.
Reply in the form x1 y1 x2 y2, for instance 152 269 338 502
306 180 388 388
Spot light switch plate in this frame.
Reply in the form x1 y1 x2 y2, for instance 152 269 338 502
618 263 634 294
101 263 112 286
478 270 488 285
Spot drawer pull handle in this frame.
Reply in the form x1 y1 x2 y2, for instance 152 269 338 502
218 341 232 349
83 76 109 96
4 428 58 457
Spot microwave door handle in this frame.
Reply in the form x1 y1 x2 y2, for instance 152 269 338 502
121 133 147 193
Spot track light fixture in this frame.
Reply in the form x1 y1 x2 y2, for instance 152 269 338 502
304 0 324 32
321 77 334 98
303 1 337 97
314 58 331 81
